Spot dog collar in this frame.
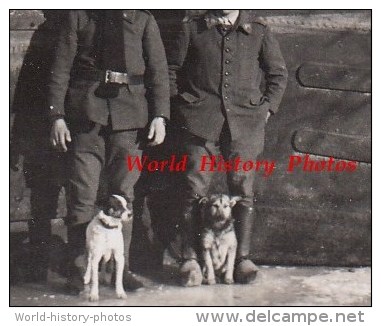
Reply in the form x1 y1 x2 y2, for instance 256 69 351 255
210 219 235 235
220 222 234 235
99 218 119 229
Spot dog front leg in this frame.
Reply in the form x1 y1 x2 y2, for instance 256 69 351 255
114 252 127 299
223 246 236 285
89 253 102 301
83 252 92 285
202 250 216 285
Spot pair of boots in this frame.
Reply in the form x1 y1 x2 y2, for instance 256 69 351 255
65 220 143 295
180 204 259 287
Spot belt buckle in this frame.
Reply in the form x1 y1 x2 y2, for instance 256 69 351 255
105 70 128 85
105 70 112 84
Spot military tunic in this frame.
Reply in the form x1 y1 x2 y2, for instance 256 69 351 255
168 10 288 205
48 10 170 129
47 10 170 225
168 10 287 142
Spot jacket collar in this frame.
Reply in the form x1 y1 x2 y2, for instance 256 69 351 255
204 10 253 34
236 10 254 34
122 10 136 23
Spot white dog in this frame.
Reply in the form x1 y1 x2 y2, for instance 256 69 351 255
83 195 131 301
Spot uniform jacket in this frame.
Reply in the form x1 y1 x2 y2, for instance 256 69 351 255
47 10 170 130
168 10 288 141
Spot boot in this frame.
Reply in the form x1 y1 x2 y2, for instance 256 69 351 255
180 259 203 287
122 217 144 290
66 223 88 295
27 218 52 283
123 270 144 290
26 185 60 283
233 204 259 284
179 199 202 287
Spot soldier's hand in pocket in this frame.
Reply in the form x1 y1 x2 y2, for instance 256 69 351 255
50 118 71 152
147 117 166 146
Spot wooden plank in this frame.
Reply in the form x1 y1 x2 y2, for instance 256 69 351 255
298 63 371 93
10 10 45 30
293 128 371 163
10 10 63 31
251 206 371 266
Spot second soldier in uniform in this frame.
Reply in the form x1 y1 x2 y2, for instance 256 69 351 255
168 10 288 286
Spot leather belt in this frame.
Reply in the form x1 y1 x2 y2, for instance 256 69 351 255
76 70 144 85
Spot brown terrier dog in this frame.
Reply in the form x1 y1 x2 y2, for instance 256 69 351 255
199 194 241 285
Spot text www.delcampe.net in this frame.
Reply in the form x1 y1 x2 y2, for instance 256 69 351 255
195 309 365 325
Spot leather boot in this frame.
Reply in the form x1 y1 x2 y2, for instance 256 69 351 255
28 218 51 283
122 217 144 290
233 204 259 284
180 259 202 287
179 199 202 287
26 185 60 283
66 223 88 295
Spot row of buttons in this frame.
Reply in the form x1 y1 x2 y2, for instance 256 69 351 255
222 35 232 110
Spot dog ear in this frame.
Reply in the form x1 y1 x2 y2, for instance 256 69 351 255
107 196 125 217
199 197 209 205
229 196 242 207
111 194 128 210
109 196 121 210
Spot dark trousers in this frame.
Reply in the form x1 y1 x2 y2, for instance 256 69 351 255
179 123 264 205
66 122 143 226
178 123 264 260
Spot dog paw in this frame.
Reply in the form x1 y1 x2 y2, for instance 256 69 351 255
204 278 216 285
116 291 127 300
224 277 234 285
89 293 99 302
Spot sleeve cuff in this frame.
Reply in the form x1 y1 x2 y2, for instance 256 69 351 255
154 115 169 125
49 114 65 124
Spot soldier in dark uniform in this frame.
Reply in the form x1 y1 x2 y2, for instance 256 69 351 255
168 10 288 286
47 10 170 293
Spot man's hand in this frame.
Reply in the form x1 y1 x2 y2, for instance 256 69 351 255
50 118 71 152
147 117 166 146
266 111 271 123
